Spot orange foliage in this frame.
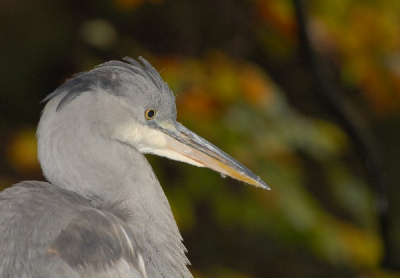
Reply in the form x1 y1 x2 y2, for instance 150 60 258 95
311 1 400 116
360 67 396 115
159 52 277 120
256 0 297 43
238 65 275 108
177 86 222 120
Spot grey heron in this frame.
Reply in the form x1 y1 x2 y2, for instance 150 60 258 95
0 57 268 278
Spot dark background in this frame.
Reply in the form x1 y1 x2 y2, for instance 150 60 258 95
1 0 400 277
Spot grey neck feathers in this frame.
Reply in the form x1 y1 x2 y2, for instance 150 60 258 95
37 95 192 278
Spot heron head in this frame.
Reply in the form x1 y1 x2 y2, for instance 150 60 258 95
42 57 268 189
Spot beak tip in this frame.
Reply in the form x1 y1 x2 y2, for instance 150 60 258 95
257 179 271 190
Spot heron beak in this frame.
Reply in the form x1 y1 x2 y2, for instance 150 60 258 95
154 120 269 189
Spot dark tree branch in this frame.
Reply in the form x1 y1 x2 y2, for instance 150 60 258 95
293 0 392 268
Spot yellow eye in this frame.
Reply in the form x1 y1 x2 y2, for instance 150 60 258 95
145 109 156 120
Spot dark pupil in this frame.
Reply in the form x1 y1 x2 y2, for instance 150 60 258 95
147 110 155 118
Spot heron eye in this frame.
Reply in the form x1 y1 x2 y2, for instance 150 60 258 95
145 109 156 120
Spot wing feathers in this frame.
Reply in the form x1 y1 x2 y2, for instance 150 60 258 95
49 209 147 277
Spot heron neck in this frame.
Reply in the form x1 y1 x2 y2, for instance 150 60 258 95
37 104 191 278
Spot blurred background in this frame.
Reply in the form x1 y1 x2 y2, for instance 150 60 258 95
1 0 400 277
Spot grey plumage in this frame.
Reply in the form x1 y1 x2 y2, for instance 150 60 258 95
0 181 146 278
43 57 174 112
0 57 267 278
